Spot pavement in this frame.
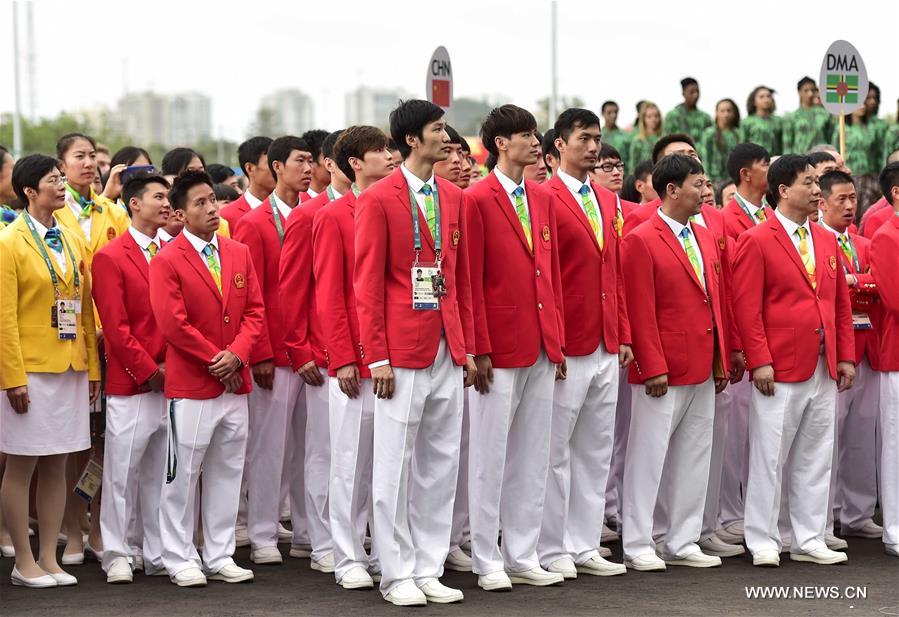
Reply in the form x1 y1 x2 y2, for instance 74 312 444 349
2 536 898 617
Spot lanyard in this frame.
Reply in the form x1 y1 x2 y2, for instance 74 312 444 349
326 185 338 201
408 183 441 258
351 183 361 197
838 234 861 272
269 194 285 245
22 211 80 296
734 194 761 224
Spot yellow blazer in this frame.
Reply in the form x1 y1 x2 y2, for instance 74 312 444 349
217 217 230 238
0 216 100 390
54 188 131 259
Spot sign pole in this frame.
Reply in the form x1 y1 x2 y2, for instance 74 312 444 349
838 112 846 160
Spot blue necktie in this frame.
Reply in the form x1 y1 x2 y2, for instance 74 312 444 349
45 228 63 253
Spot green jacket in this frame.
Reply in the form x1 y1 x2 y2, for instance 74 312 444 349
629 135 660 167
883 124 899 163
742 115 783 155
834 122 880 176
698 126 743 182
782 106 832 154
664 104 713 142
602 127 633 170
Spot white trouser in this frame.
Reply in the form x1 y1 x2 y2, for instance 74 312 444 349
159 393 248 575
450 392 471 551
301 374 332 559
604 366 631 526
719 377 750 527
744 357 835 555
881 372 899 547
100 392 168 572
246 366 297 549
469 353 555 575
539 347 618 565
701 386 733 539
828 359 880 532
372 339 462 596
328 376 376 581
622 378 715 560
285 381 308 545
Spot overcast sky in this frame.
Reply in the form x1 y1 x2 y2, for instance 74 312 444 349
2 0 896 141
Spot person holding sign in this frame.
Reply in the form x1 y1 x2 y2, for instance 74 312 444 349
817 170 883 545
0 154 101 588
732 155 855 567
149 170 265 586
354 99 476 606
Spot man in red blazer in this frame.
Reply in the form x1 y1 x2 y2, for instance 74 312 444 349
464 105 565 590
93 172 171 584
312 125 395 590
149 171 265 587
535 108 630 579
732 155 855 567
219 137 275 231
354 100 477 606
620 154 731 572
721 143 772 241
864 163 899 239
818 171 883 546
870 164 899 558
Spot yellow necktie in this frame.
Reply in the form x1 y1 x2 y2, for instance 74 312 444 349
512 186 533 251
147 241 158 260
796 227 816 288
755 208 767 223
579 185 603 250
202 244 222 292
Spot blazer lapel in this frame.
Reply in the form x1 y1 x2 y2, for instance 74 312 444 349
653 215 705 293
123 232 150 282
592 181 616 253
393 171 435 252
812 225 832 282
181 239 223 302
770 218 815 290
19 221 70 285
489 174 532 254
553 179 600 253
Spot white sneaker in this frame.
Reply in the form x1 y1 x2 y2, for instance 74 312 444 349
546 557 577 579
384 580 427 606
825 533 848 550
11 566 57 588
106 557 133 584
842 520 883 539
339 566 373 590
171 567 207 587
790 548 848 565
418 578 464 603
698 534 746 557
507 567 564 586
445 547 473 572
664 551 721 568
234 526 249 548
602 523 620 542
577 555 626 576
208 562 255 583
311 552 336 573
625 553 666 572
598 545 612 558
477 570 512 591
752 549 780 567
277 523 292 543
251 546 283 564
885 544 899 557
289 544 312 559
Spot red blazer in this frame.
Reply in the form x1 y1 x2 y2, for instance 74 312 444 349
353 167 475 369
622 212 730 385
732 216 854 383
860 197 889 237
831 231 880 367
91 232 166 396
464 172 564 368
232 199 293 367
871 216 899 371
863 203 895 240
312 192 370 378
149 233 265 399
622 198 660 236
546 174 629 357
619 197 640 220
722 197 773 240
220 192 254 233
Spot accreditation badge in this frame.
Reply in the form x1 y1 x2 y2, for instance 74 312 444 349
852 311 873 330
56 299 78 340
411 263 442 311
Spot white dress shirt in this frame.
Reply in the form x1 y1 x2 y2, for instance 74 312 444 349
31 215 68 275
735 191 764 222
245 189 265 209
493 166 529 216
182 227 221 269
270 192 295 220
774 208 815 265
400 163 437 220
65 190 92 239
305 187 319 200
158 228 173 242
658 208 705 282
128 226 163 262
557 169 603 231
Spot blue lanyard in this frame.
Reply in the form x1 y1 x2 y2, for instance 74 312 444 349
269 194 285 245
407 183 441 256
22 211 80 296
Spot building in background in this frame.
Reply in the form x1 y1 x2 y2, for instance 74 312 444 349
345 86 414 130
254 89 315 137
116 91 212 147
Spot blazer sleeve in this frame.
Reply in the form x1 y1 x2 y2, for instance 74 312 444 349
233 220 274 365
312 212 356 370
278 215 315 370
732 234 773 370
229 245 266 366
871 228 899 313
462 193 491 356
454 197 476 357
0 236 25 389
621 233 666 380
79 253 101 382
548 202 566 353
353 192 390 366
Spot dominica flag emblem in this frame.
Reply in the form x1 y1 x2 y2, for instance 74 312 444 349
825 74 858 104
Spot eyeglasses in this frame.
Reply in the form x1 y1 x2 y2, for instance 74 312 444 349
45 174 67 186
597 162 625 173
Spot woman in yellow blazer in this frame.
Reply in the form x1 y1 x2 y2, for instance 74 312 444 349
0 154 100 588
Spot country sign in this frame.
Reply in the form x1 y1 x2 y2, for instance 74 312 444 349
426 46 453 111
818 40 868 115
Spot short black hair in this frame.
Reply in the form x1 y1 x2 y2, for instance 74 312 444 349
620 175 640 202
389 99 445 159
727 143 770 184
554 108 601 143
111 146 152 168
238 136 273 176
542 129 559 161
766 154 813 207
651 154 704 198
485 152 497 172
267 136 310 179
797 76 816 91
444 124 463 146
213 182 240 203
652 133 695 163
301 130 330 162
681 77 698 90
601 101 618 113
206 163 236 184
56 133 96 159
122 172 170 210
819 170 855 198
747 85 776 116
12 154 60 205
480 105 537 157
333 125 388 182
634 159 654 182
458 134 471 154
168 170 214 211
880 162 899 203
713 179 734 206
322 130 344 160
599 143 622 161
161 148 205 176
808 150 837 167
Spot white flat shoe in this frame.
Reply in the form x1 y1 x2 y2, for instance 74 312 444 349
311 552 335 573
601 524 620 542
48 570 78 586
445 547 473 572
384 580 427 606
207 562 254 583
339 565 373 590
824 533 848 550
885 544 899 557
85 543 103 562
842 520 883 539
11 566 57 588
546 556 577 579
625 553 666 572
664 551 721 568
598 545 612 558
576 555 626 576
418 577 463 603
61 551 85 566
234 526 250 548
132 555 144 572
752 549 780 567
106 557 133 584
1 545 15 558
477 570 512 591
250 546 283 565
790 548 848 565
698 534 745 557
289 544 312 559
507 566 563 586
277 523 293 543
171 567 207 587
